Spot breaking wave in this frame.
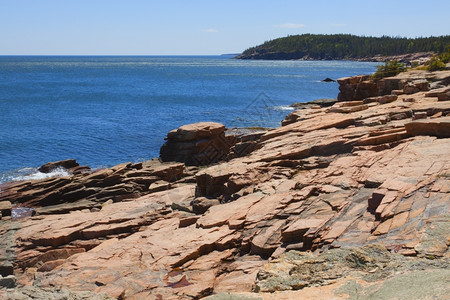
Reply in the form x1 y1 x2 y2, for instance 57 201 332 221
272 105 295 111
0 167 71 185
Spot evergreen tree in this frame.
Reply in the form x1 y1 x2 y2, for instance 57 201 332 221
238 34 450 60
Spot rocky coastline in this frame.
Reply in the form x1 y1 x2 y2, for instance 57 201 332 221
1 67 450 299
236 51 435 64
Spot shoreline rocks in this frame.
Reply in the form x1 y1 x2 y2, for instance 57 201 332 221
160 122 235 166
338 70 450 101
1 68 450 299
0 159 188 211
38 159 91 175
236 51 435 63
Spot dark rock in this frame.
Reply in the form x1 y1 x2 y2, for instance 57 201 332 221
232 141 260 158
390 113 408 120
192 197 220 214
0 275 16 288
38 159 80 173
0 201 12 217
412 111 428 120
290 98 338 109
0 262 14 277
309 98 338 107
322 78 336 82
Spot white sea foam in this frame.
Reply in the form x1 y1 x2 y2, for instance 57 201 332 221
21 167 71 181
0 167 71 185
273 105 295 111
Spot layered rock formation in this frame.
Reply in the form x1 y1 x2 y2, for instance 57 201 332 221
1 160 187 214
1 70 450 299
338 69 450 101
160 122 235 166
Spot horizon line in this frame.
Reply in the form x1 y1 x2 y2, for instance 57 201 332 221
0 53 241 57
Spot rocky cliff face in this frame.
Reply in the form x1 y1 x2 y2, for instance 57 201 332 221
337 69 450 101
1 70 450 299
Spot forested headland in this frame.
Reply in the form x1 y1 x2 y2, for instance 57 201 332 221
236 34 450 60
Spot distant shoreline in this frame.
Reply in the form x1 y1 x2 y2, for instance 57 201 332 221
235 51 434 63
236 34 449 62
2 54 429 63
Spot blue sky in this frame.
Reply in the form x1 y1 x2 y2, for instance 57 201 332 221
1 0 449 55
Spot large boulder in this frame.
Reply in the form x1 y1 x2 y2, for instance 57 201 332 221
337 75 378 101
38 159 80 173
38 159 91 175
160 122 235 166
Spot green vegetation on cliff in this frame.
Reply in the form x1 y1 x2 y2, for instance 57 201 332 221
237 34 450 60
372 60 406 80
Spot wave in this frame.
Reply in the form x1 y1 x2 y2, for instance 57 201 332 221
0 167 71 185
272 105 295 111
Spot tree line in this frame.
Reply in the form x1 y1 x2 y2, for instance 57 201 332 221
237 34 450 60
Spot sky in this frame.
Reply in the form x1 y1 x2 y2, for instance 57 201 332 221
1 0 449 55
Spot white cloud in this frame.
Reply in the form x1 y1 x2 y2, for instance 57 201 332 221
275 23 306 29
202 28 218 33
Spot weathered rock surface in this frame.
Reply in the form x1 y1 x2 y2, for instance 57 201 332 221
160 122 236 166
0 286 114 299
1 69 450 299
0 159 186 211
0 201 12 217
254 244 450 298
38 159 85 174
0 275 16 289
338 70 450 101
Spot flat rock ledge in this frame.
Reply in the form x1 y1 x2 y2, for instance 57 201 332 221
1 69 450 299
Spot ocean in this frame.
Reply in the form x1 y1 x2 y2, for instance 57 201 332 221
0 56 377 183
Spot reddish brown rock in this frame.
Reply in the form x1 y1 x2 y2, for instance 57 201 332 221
338 70 450 101
160 122 235 166
1 69 450 299
438 91 450 101
0 160 186 211
405 116 450 138
38 159 80 173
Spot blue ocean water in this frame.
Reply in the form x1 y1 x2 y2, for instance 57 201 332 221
0 56 377 182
